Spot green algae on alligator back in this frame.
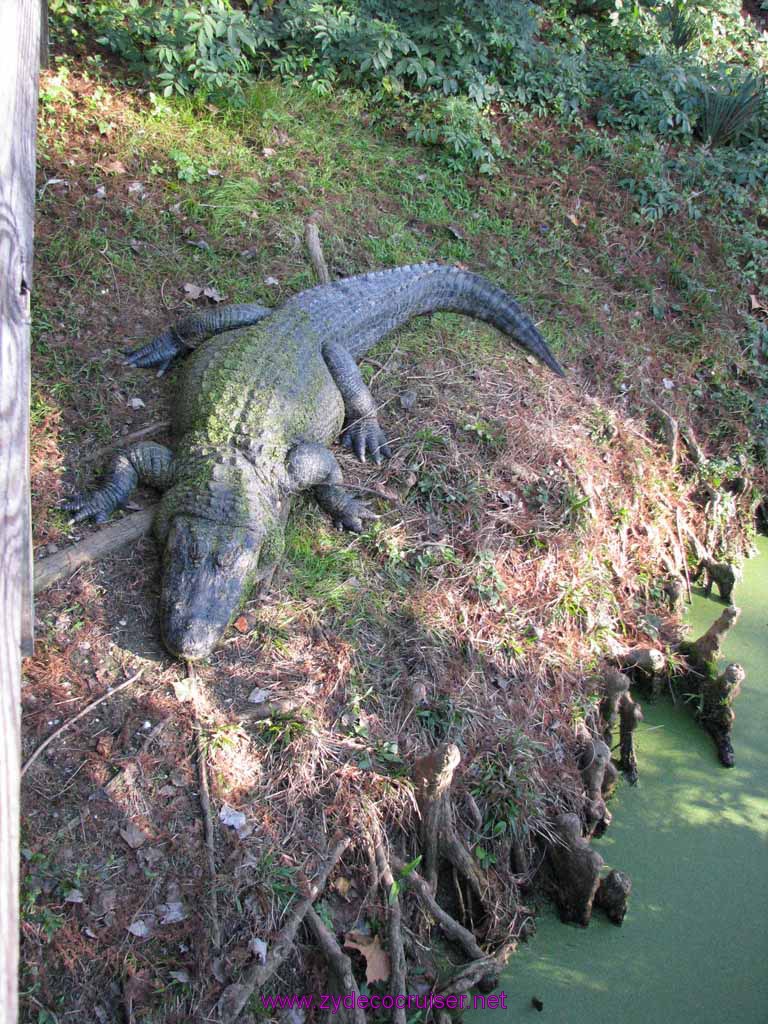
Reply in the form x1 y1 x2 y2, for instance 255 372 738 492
468 536 768 1024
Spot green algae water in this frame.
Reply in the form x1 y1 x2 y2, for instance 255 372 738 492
469 536 768 1024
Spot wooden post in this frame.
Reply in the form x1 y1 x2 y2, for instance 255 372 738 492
0 1 42 1021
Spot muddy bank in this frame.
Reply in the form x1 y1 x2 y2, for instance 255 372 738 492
469 537 768 1023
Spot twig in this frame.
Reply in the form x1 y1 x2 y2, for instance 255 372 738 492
21 669 144 778
215 836 351 1022
305 219 331 285
194 719 221 954
88 420 171 463
647 398 679 467
305 906 367 1024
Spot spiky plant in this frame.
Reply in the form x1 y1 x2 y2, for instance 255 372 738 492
658 3 701 51
695 75 765 147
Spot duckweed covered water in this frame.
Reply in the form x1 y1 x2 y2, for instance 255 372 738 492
469 537 768 1024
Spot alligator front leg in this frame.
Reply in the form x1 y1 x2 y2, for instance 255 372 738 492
125 302 273 375
63 442 175 523
287 442 375 533
321 340 392 464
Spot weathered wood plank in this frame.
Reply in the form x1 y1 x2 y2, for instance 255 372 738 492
0 1 42 1021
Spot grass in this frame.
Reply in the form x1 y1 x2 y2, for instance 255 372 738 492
21 46 767 1024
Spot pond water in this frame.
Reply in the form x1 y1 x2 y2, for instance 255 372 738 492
467 537 768 1024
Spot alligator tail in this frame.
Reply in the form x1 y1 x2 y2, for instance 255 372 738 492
300 262 564 376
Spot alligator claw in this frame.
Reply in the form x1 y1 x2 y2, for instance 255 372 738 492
342 419 392 465
334 500 376 533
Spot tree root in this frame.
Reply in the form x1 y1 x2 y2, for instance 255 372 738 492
618 691 642 784
305 906 367 1024
372 832 407 1024
390 856 486 964
411 744 488 914
215 836 351 1022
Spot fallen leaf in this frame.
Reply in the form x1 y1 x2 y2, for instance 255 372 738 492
233 615 249 634
207 168 221 177
128 397 146 410
750 294 767 315
127 181 146 195
120 822 148 850
83 926 97 939
98 159 126 175
129 239 144 254
183 283 203 299
219 804 247 832
127 915 156 939
247 687 270 704
566 212 580 227
264 276 279 287
187 238 210 250
447 223 465 240
333 876 352 898
249 936 268 963
169 969 192 984
203 285 226 303
262 147 277 158
343 931 390 984
662 378 675 390
64 888 84 904
94 186 107 200
158 900 188 925
212 958 229 985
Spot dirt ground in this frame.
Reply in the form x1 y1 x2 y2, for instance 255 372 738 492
20 55 764 1024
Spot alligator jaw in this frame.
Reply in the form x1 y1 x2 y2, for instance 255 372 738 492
159 516 261 661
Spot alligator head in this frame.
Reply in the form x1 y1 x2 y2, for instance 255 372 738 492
159 516 262 661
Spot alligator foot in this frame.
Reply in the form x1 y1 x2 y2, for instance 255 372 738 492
341 417 392 465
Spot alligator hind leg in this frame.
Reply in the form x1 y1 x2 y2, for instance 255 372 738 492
321 340 392 464
63 442 175 523
287 442 375 533
125 302 273 375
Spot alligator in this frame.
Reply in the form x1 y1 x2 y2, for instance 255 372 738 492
65 262 564 661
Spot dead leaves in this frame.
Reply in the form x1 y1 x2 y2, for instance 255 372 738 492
343 931 390 984
182 282 226 303
120 822 148 850
750 293 767 317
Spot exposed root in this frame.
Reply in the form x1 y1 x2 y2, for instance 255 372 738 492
390 856 486 963
411 744 487 912
618 691 643 784
546 813 603 927
682 605 741 675
305 905 366 1024
372 823 407 1024
215 836 351 1022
